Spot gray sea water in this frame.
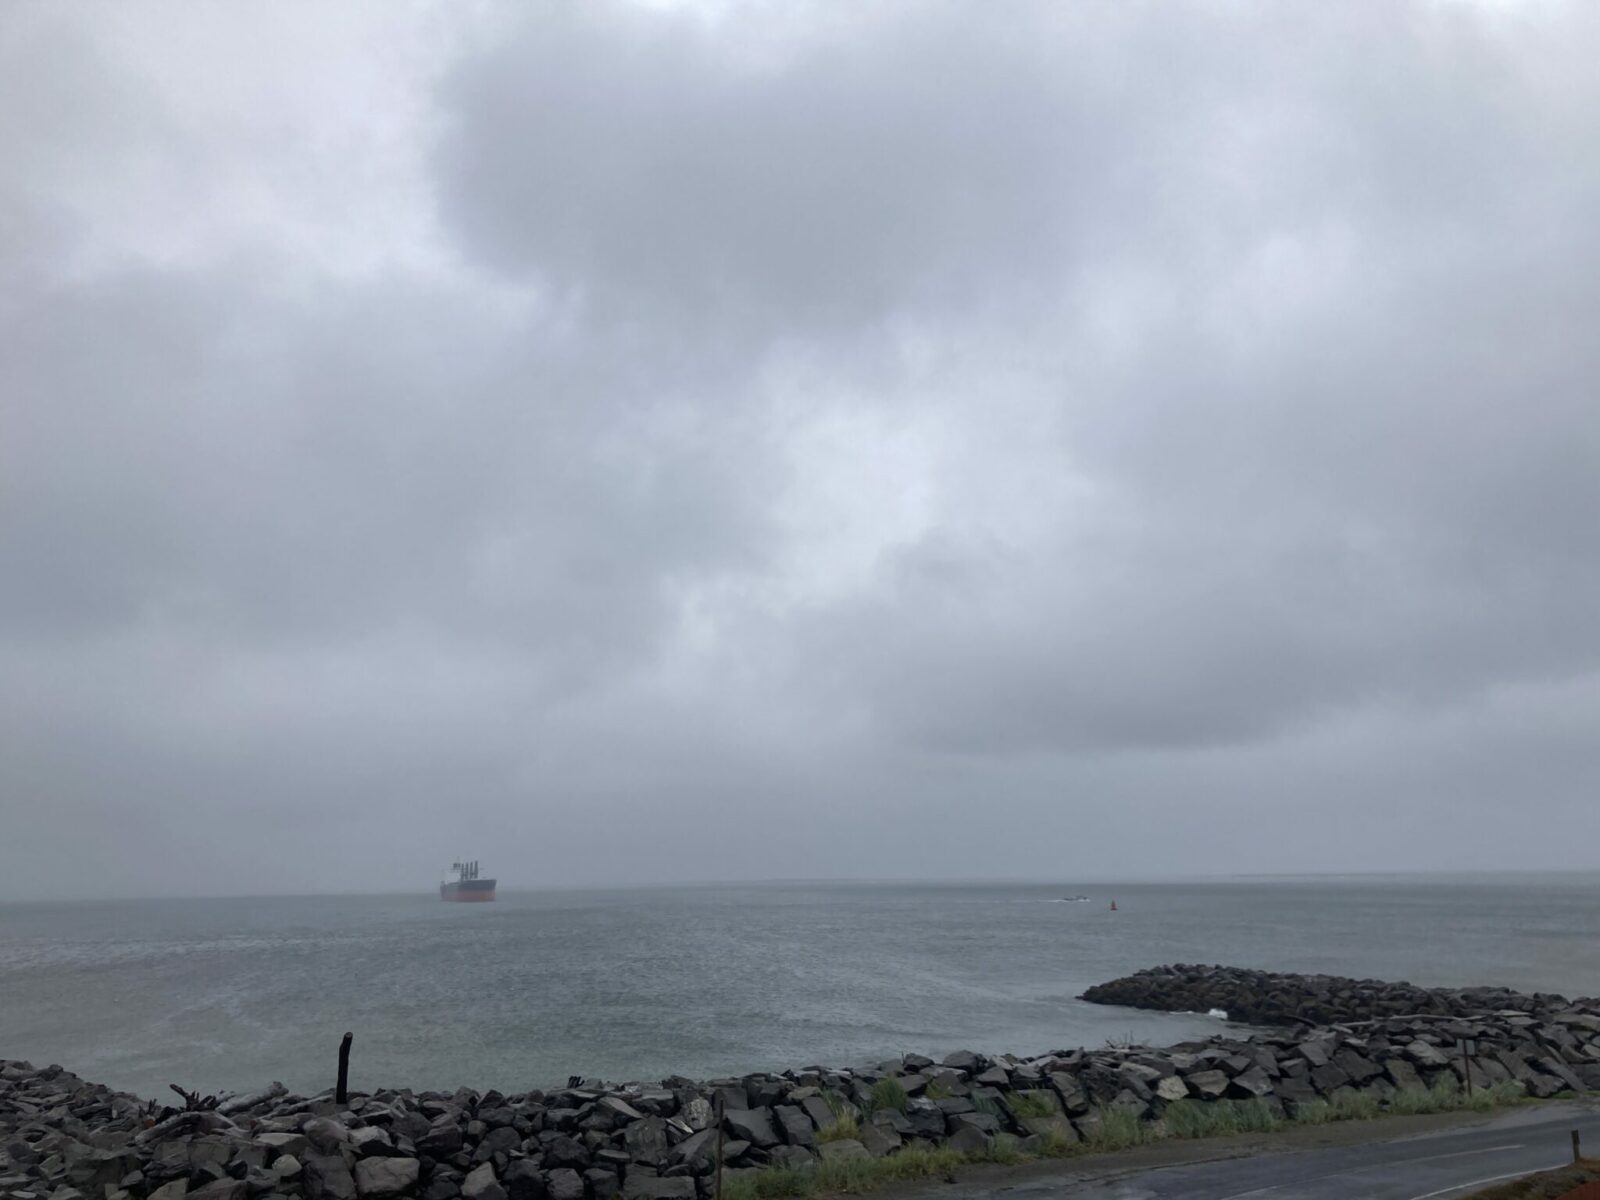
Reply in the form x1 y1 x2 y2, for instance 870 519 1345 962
2 876 1597 1103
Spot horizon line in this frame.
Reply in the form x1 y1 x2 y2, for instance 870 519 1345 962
3 866 1597 906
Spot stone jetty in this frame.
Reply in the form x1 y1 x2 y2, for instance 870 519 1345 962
5 966 1599 1200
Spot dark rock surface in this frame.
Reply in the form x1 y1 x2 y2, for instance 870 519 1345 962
1080 964 1578 1027
5 967 1598 1200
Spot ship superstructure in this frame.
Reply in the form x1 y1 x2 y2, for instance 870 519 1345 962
440 860 496 902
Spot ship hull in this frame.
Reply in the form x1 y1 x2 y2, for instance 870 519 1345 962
440 879 497 902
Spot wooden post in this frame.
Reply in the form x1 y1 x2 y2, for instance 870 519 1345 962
336 1032 353 1105
1573 1129 1582 1163
716 1100 729 1200
1460 1042 1472 1098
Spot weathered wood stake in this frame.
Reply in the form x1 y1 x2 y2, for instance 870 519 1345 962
1573 1128 1582 1163
715 1093 725 1200
336 1032 353 1105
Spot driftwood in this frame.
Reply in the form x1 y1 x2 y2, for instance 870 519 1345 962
133 1109 236 1144
218 1082 286 1115
168 1083 220 1112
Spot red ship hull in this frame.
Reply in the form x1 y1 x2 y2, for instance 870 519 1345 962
440 880 496 902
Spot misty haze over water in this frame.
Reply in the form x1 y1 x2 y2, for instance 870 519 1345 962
3 876 1597 1101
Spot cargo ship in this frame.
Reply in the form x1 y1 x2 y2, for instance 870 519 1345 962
440 860 496 902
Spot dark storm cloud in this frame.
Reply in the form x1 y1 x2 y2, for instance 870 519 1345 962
2 1 1598 897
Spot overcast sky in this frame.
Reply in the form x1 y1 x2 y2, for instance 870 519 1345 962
2 1 1597 900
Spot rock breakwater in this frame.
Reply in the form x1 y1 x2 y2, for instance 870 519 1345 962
1080 963 1580 1027
5 967 1599 1200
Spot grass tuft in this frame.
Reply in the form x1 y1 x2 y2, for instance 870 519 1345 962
1081 1104 1154 1152
1163 1097 1283 1139
814 1111 859 1143
1006 1090 1058 1119
719 1077 1537 1200
869 1078 909 1115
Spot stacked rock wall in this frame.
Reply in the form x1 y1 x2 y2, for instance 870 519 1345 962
4 968 1599 1200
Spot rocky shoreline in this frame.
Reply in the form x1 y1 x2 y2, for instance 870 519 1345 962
5 966 1599 1200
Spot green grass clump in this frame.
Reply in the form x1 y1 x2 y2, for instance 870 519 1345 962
1291 1092 1380 1125
1388 1080 1524 1115
719 1077 1539 1200
1163 1098 1282 1139
814 1111 859 1143
923 1080 953 1101
869 1078 909 1115
1032 1129 1080 1158
977 1133 1025 1165
971 1093 1003 1118
1006 1090 1058 1119
719 1142 968 1200
1081 1104 1154 1152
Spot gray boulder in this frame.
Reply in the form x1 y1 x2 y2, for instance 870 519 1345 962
257 1134 310 1161
1405 1041 1449 1068
1310 1063 1350 1094
946 1112 999 1137
767 1147 816 1170
544 1170 583 1200
678 1098 713 1133
475 1128 519 1159
355 1159 419 1199
944 1126 990 1155
855 1124 900 1158
1154 1077 1189 1103
720 1110 778 1150
666 1130 717 1173
418 1126 464 1158
1333 1051 1381 1085
1228 1067 1274 1098
304 1157 358 1200
303 1121 351 1156
621 1178 694 1200
1384 1059 1423 1092
1047 1074 1089 1116
621 1118 670 1167
597 1098 644 1125
541 1137 588 1172
797 1098 836 1134
772 1106 814 1147
500 1161 544 1200
461 1164 505 1200
1185 1070 1228 1099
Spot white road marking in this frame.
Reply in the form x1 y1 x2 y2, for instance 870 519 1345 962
1217 1142 1529 1198
1396 1144 1524 1164
1404 1163 1565 1200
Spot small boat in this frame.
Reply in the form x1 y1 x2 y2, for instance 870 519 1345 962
1059 895 1091 902
1109 898 1118 911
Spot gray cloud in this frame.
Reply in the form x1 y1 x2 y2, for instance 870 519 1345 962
2 0 1598 898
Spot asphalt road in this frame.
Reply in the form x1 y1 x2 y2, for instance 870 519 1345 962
937 1104 1600 1200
